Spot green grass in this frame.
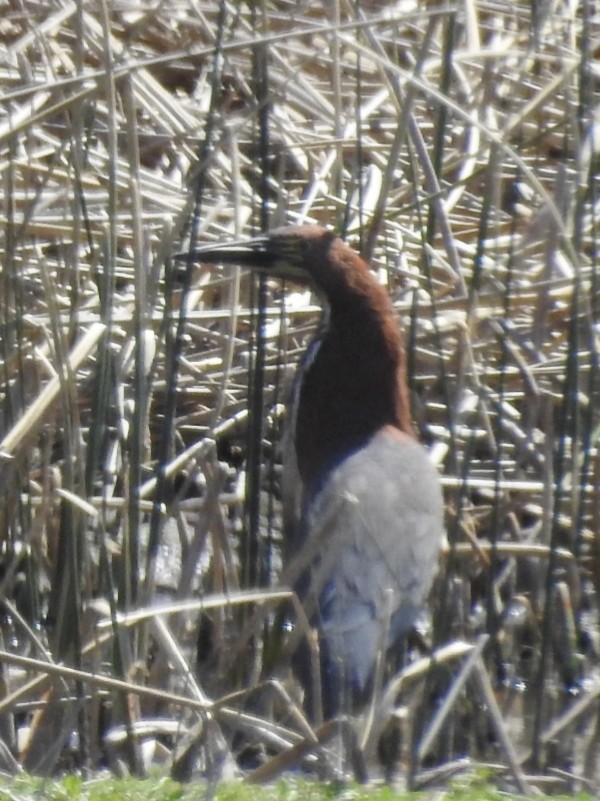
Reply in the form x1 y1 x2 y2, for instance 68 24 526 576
0 773 595 801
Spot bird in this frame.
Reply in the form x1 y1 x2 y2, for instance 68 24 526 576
179 225 445 721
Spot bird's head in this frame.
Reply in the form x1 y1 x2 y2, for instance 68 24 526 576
175 225 338 285
176 224 395 323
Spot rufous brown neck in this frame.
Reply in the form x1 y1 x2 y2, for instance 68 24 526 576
293 239 415 489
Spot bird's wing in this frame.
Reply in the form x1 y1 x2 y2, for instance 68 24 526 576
297 430 444 690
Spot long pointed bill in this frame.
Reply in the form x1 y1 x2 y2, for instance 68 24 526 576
174 236 275 268
174 234 306 281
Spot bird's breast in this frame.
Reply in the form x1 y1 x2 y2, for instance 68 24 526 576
291 330 407 491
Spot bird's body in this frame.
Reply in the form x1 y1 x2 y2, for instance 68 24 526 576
182 225 445 720
290 426 443 718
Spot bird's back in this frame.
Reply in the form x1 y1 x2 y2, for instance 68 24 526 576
290 426 444 719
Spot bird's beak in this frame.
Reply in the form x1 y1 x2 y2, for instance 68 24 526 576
174 235 305 281
174 236 274 268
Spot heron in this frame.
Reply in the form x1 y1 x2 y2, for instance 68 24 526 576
180 225 445 721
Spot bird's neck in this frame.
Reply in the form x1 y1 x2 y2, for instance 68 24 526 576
293 287 414 489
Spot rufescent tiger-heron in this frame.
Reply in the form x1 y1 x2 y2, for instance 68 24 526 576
179 225 445 721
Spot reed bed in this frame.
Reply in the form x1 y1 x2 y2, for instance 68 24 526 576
0 0 599 792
